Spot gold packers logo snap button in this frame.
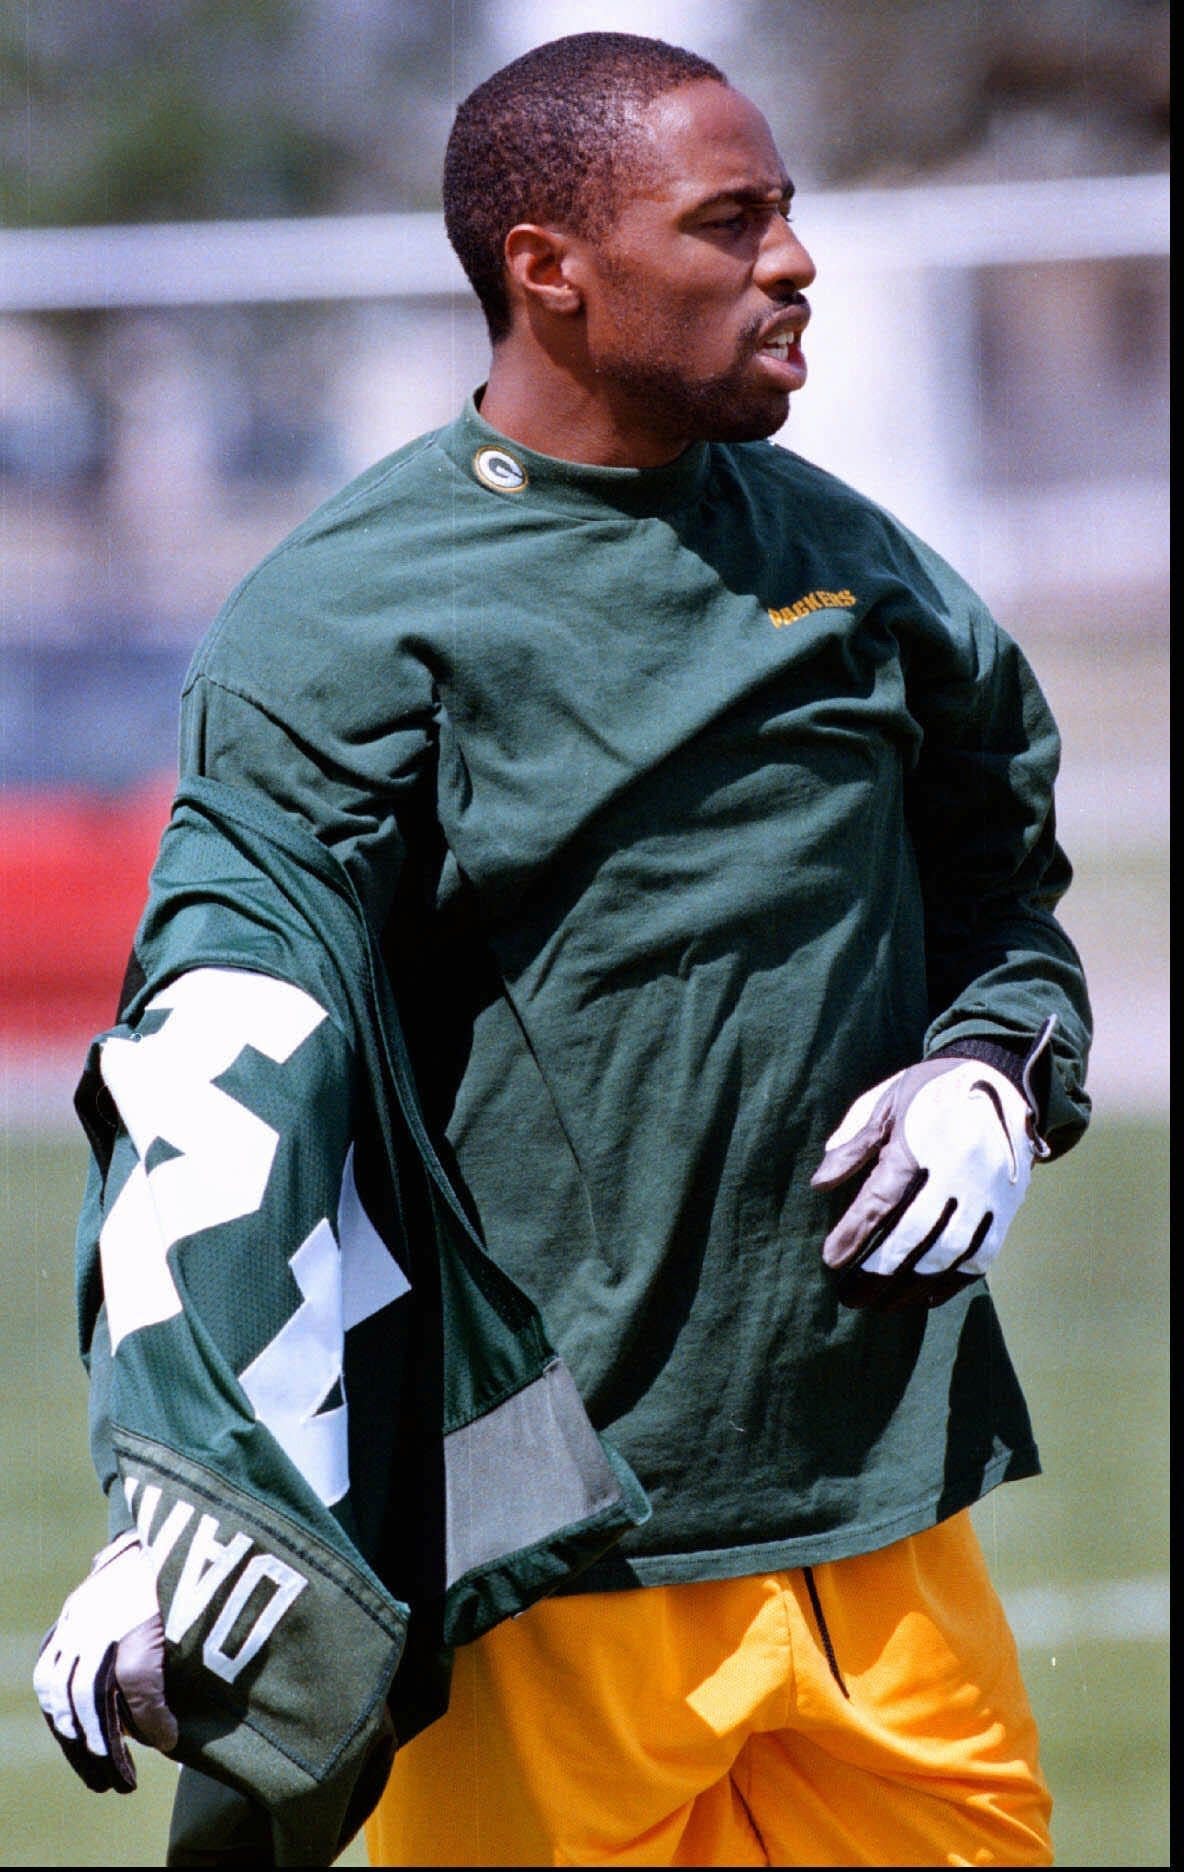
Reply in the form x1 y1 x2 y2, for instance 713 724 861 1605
472 445 528 493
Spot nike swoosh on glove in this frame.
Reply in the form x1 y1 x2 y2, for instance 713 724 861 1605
810 1057 1040 1312
33 1530 178 1792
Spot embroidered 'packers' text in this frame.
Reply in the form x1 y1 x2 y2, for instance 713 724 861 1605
768 588 856 628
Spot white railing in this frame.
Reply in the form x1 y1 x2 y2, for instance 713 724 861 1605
0 172 1169 620
0 173 1168 311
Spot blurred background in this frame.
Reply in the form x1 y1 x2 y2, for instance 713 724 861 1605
0 2 1168 1865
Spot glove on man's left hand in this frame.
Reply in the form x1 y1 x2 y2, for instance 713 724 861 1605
33 1530 178 1792
810 1057 1039 1312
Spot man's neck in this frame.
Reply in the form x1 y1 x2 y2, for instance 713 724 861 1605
478 344 692 470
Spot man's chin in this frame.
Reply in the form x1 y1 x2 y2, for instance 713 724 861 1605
605 361 793 452
681 378 793 444
704 399 791 443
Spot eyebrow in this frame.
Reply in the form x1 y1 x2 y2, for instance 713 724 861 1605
692 178 796 214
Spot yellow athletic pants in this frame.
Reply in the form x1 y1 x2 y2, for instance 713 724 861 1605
366 1510 1052 1866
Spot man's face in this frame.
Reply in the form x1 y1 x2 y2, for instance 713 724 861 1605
573 81 816 451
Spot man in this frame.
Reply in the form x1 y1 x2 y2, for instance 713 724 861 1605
36 31 1091 1869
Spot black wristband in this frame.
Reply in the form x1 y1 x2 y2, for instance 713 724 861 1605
929 1032 1053 1137
930 1037 1025 1088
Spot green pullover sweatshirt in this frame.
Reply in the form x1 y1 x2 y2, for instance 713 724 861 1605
179 395 1092 1586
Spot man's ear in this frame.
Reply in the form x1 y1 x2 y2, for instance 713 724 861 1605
503 224 585 318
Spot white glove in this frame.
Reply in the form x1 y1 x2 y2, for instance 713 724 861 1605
810 1057 1038 1311
33 1531 178 1792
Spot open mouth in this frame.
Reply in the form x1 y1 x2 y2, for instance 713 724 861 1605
755 328 807 387
756 301 810 366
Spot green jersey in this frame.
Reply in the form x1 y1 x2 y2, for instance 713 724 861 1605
180 395 1092 1585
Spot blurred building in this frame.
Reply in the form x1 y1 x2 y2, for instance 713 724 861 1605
1 190 1168 777
0 0 1169 1098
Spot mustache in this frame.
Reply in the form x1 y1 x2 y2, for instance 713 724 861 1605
745 296 810 350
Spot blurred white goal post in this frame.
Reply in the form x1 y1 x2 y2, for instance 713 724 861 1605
0 173 1168 616
0 173 1168 311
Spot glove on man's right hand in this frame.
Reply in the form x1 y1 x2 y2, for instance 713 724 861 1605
33 1530 178 1792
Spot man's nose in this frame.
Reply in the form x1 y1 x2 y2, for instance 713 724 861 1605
755 219 817 293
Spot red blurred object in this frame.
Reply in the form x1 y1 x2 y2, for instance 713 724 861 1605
0 777 174 1046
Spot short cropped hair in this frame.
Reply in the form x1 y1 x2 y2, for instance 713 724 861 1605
444 31 726 342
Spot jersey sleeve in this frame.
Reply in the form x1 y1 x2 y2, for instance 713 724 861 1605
76 965 411 1539
178 561 440 933
902 586 1092 1156
71 975 415 1863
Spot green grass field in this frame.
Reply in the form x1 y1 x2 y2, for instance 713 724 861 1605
0 1117 1168 1867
